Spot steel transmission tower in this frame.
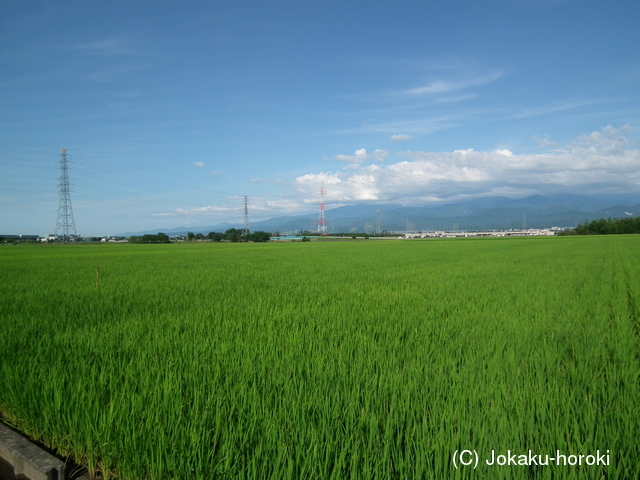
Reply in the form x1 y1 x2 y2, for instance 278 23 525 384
55 148 77 243
242 195 250 238
317 188 327 236
375 209 382 235
405 216 415 234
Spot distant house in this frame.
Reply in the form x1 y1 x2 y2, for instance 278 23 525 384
101 236 128 243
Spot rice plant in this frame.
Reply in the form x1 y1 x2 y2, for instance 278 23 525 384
0 236 638 479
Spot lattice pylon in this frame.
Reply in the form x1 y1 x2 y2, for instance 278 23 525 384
55 148 77 243
317 188 327 236
242 195 250 238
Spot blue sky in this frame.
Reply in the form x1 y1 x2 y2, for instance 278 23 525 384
1 0 639 236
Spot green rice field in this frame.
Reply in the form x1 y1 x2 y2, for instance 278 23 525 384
1 236 639 479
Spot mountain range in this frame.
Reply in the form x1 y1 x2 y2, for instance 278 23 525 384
117 194 639 237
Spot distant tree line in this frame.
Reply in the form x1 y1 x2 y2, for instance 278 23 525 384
204 229 271 243
128 233 171 243
128 229 271 243
559 217 640 235
187 232 206 241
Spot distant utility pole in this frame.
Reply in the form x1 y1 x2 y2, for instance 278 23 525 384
55 148 77 243
242 195 250 238
317 188 327 236
405 216 415 234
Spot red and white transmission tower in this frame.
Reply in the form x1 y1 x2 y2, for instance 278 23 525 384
317 187 327 236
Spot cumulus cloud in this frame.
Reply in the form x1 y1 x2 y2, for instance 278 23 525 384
294 126 640 205
391 134 413 142
570 124 632 156
334 148 389 166
493 149 513 156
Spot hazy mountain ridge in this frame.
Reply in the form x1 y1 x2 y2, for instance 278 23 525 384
117 195 639 236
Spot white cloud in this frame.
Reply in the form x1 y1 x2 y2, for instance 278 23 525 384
493 149 513 156
370 149 389 162
176 206 231 214
406 70 503 96
570 124 632 156
533 135 558 147
343 115 462 138
194 161 205 167
408 81 453 95
294 126 640 205
391 134 413 142
512 97 609 119
264 198 303 211
432 93 478 104
334 148 388 166
335 148 367 163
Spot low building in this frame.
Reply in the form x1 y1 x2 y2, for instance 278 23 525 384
1 234 41 242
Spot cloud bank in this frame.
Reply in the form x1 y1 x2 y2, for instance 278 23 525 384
296 125 639 205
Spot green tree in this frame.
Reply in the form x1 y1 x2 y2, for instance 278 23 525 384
248 231 270 242
225 228 243 242
187 232 195 241
128 233 171 244
569 216 640 235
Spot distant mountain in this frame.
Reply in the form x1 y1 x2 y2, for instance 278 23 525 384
116 194 639 236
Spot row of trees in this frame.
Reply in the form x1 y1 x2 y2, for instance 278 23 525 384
202 229 270 243
560 217 640 235
129 229 271 243
128 233 171 243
